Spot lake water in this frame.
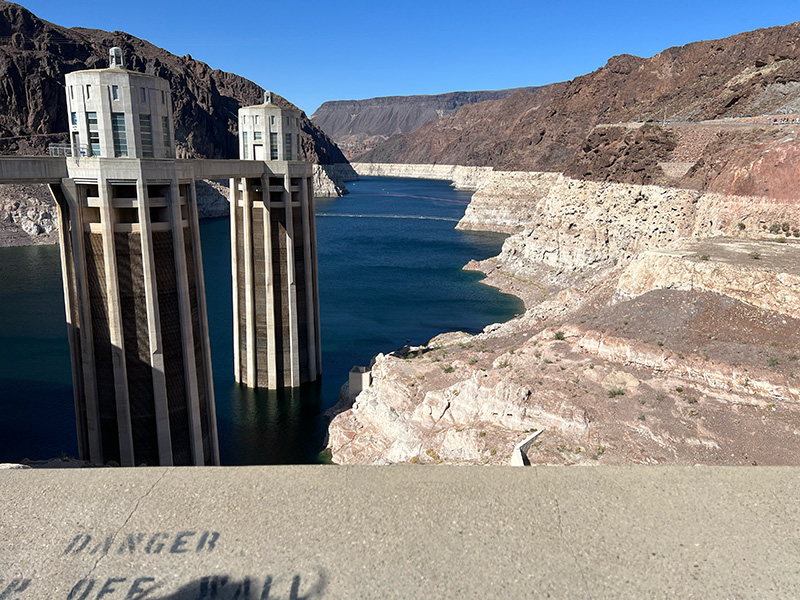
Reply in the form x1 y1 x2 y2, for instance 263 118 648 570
0 176 522 464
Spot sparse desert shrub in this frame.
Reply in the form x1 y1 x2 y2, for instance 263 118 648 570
738 222 746 231
768 357 779 368
442 364 454 373
749 251 760 260
553 331 565 340
608 388 626 398
699 254 710 261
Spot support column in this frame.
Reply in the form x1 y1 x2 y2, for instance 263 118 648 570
307 177 323 376
242 178 256 386
62 179 103 464
229 178 241 384
299 176 318 382
261 174 278 388
168 178 204 466
186 178 220 465
97 177 134 467
51 183 88 458
283 173 300 387
136 179 172 466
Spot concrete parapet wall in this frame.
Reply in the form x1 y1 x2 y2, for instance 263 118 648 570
1 465 799 598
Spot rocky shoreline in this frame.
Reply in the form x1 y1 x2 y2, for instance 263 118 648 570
327 163 800 466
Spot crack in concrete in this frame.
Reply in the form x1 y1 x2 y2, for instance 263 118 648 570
553 495 593 600
82 468 171 580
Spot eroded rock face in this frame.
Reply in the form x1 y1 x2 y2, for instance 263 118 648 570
327 170 800 467
0 183 58 247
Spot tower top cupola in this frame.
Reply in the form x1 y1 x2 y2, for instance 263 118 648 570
109 46 124 69
64 48 174 159
238 94 303 162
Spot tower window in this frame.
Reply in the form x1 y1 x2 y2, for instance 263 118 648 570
139 114 153 157
111 113 128 157
242 132 249 159
161 90 166 105
71 112 77 126
162 116 171 157
87 112 100 156
253 131 262 142
270 115 275 125
254 115 259 125
112 85 119 100
69 86 74 99
270 133 278 160
284 133 292 161
86 85 91 99
140 88 147 102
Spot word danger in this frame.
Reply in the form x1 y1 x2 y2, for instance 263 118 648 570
64 531 220 556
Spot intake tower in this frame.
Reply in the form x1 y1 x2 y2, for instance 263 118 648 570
52 48 219 466
230 93 322 389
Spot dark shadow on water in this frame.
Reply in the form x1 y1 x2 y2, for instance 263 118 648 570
217 380 326 466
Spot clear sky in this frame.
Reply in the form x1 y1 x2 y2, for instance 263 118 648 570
16 0 800 115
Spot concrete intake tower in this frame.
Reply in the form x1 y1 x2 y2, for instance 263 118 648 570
230 93 322 389
51 48 219 466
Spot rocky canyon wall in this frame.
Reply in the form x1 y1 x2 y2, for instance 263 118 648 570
327 163 800 467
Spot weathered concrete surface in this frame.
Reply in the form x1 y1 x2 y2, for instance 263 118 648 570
1 466 799 599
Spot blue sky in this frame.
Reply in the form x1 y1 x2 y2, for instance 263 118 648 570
17 0 800 114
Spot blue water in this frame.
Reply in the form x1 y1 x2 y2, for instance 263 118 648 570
0 176 522 464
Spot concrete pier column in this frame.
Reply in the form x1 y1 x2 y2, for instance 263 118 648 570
261 174 278 388
229 178 241 384
51 184 88 459
283 172 300 388
241 178 256 386
60 180 103 464
307 177 323 374
299 176 318 381
98 177 135 467
135 179 172 466
168 178 204 466
186 178 220 465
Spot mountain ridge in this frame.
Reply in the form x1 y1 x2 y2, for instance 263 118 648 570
311 87 541 158
0 0 348 166
356 20 800 196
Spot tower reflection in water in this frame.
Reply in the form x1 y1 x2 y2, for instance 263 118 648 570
222 379 324 465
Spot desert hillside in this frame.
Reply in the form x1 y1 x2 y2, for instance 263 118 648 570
358 21 800 198
311 87 540 158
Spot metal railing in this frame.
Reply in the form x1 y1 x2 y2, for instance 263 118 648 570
48 143 90 157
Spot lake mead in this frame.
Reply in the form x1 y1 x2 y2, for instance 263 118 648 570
0 176 522 464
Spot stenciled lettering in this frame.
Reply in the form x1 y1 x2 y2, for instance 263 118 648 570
64 532 220 556
66 577 159 600
144 533 169 555
0 578 31 599
169 531 196 554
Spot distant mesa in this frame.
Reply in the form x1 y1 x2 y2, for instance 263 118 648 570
311 88 542 160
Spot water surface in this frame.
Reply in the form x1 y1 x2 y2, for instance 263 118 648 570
0 176 522 464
